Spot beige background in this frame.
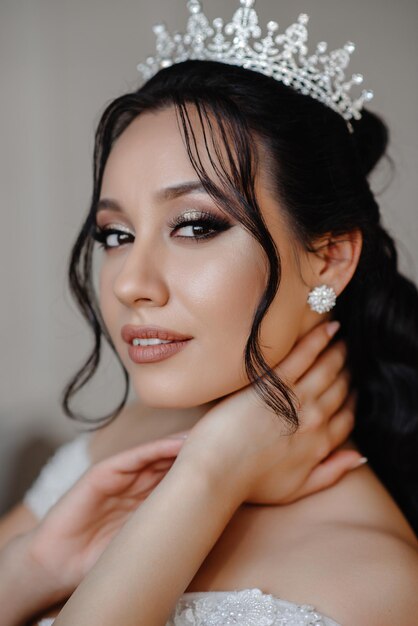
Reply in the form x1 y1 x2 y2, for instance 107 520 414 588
0 0 417 514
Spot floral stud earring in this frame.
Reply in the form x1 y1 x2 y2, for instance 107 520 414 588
307 284 337 313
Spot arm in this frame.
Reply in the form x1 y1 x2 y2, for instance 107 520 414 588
53 322 361 626
0 531 69 626
53 455 242 626
0 435 188 625
0 430 104 624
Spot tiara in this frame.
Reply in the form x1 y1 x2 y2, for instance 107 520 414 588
136 0 374 131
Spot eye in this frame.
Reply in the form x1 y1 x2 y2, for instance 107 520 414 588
168 210 231 242
92 210 232 251
92 226 133 250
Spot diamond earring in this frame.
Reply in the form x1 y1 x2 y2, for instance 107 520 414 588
307 284 337 313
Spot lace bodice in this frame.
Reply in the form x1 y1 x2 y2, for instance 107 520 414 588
24 434 341 626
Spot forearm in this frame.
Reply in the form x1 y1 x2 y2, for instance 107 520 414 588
53 458 244 626
0 532 68 626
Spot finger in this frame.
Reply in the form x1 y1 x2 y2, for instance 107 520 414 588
148 458 177 472
274 320 341 386
132 468 176 499
327 390 357 449
315 367 351 424
166 429 190 439
298 368 351 432
101 438 186 474
285 449 367 501
295 342 348 403
130 468 174 501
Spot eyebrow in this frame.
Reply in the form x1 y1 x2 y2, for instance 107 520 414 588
96 181 207 213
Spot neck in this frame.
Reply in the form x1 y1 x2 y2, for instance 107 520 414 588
124 398 219 440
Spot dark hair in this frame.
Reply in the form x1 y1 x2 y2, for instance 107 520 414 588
61 60 418 535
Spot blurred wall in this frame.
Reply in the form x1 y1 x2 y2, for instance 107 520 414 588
0 0 417 514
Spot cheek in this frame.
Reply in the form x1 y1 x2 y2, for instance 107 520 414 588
98 265 116 334
95 237 301 408
258 266 308 368
169 238 267 394
99 239 265 406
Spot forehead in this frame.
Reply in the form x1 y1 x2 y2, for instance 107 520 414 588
100 104 293 242
101 107 197 192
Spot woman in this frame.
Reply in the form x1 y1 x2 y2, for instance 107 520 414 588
1 1 418 624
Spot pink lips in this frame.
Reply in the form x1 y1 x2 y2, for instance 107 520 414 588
121 324 193 344
121 325 193 364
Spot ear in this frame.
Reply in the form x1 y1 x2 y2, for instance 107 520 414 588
307 229 363 297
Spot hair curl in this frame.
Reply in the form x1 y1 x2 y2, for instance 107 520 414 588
61 60 418 535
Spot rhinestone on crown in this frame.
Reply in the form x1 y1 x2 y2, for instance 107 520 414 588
136 0 374 127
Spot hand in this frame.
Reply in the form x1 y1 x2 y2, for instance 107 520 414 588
25 434 188 599
176 321 362 505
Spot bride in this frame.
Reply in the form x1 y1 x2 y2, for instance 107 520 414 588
1 2 417 624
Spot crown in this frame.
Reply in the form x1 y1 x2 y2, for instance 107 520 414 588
136 0 374 131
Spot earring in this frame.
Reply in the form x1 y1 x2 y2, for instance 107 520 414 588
307 284 337 313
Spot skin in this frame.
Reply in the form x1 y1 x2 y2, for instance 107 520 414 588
4 322 361 626
72 106 415 624
96 105 360 414
10 105 417 625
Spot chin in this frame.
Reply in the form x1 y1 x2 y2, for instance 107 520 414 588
129 374 238 410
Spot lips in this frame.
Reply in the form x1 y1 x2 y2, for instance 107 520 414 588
121 324 193 344
127 339 191 364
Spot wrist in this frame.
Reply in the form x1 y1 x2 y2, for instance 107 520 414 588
0 531 69 624
52 453 245 625
20 530 70 603
26 527 75 597
173 447 249 507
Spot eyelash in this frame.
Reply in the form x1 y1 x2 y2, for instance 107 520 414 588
92 211 231 250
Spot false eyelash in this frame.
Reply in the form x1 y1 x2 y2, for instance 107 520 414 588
92 227 132 250
92 211 232 250
167 211 231 240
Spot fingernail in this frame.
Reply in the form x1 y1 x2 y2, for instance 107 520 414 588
326 321 341 337
349 456 368 470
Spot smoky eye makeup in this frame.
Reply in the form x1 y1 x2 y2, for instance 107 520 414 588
166 209 232 239
92 222 133 250
92 208 233 250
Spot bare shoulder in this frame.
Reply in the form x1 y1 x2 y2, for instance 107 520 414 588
195 464 418 625
297 523 418 626
265 465 418 625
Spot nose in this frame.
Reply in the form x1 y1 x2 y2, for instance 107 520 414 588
112 237 169 308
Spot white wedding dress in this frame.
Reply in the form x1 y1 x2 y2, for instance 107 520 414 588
23 434 341 626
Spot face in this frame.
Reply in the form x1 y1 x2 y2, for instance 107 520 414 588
95 106 317 409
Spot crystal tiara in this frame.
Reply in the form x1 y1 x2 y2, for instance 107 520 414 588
136 0 374 132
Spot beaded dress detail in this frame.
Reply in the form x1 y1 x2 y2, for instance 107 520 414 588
24 434 341 626
169 588 338 625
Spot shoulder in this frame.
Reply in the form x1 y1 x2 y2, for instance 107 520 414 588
273 465 418 626
291 523 418 626
193 506 418 626
235 465 418 626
